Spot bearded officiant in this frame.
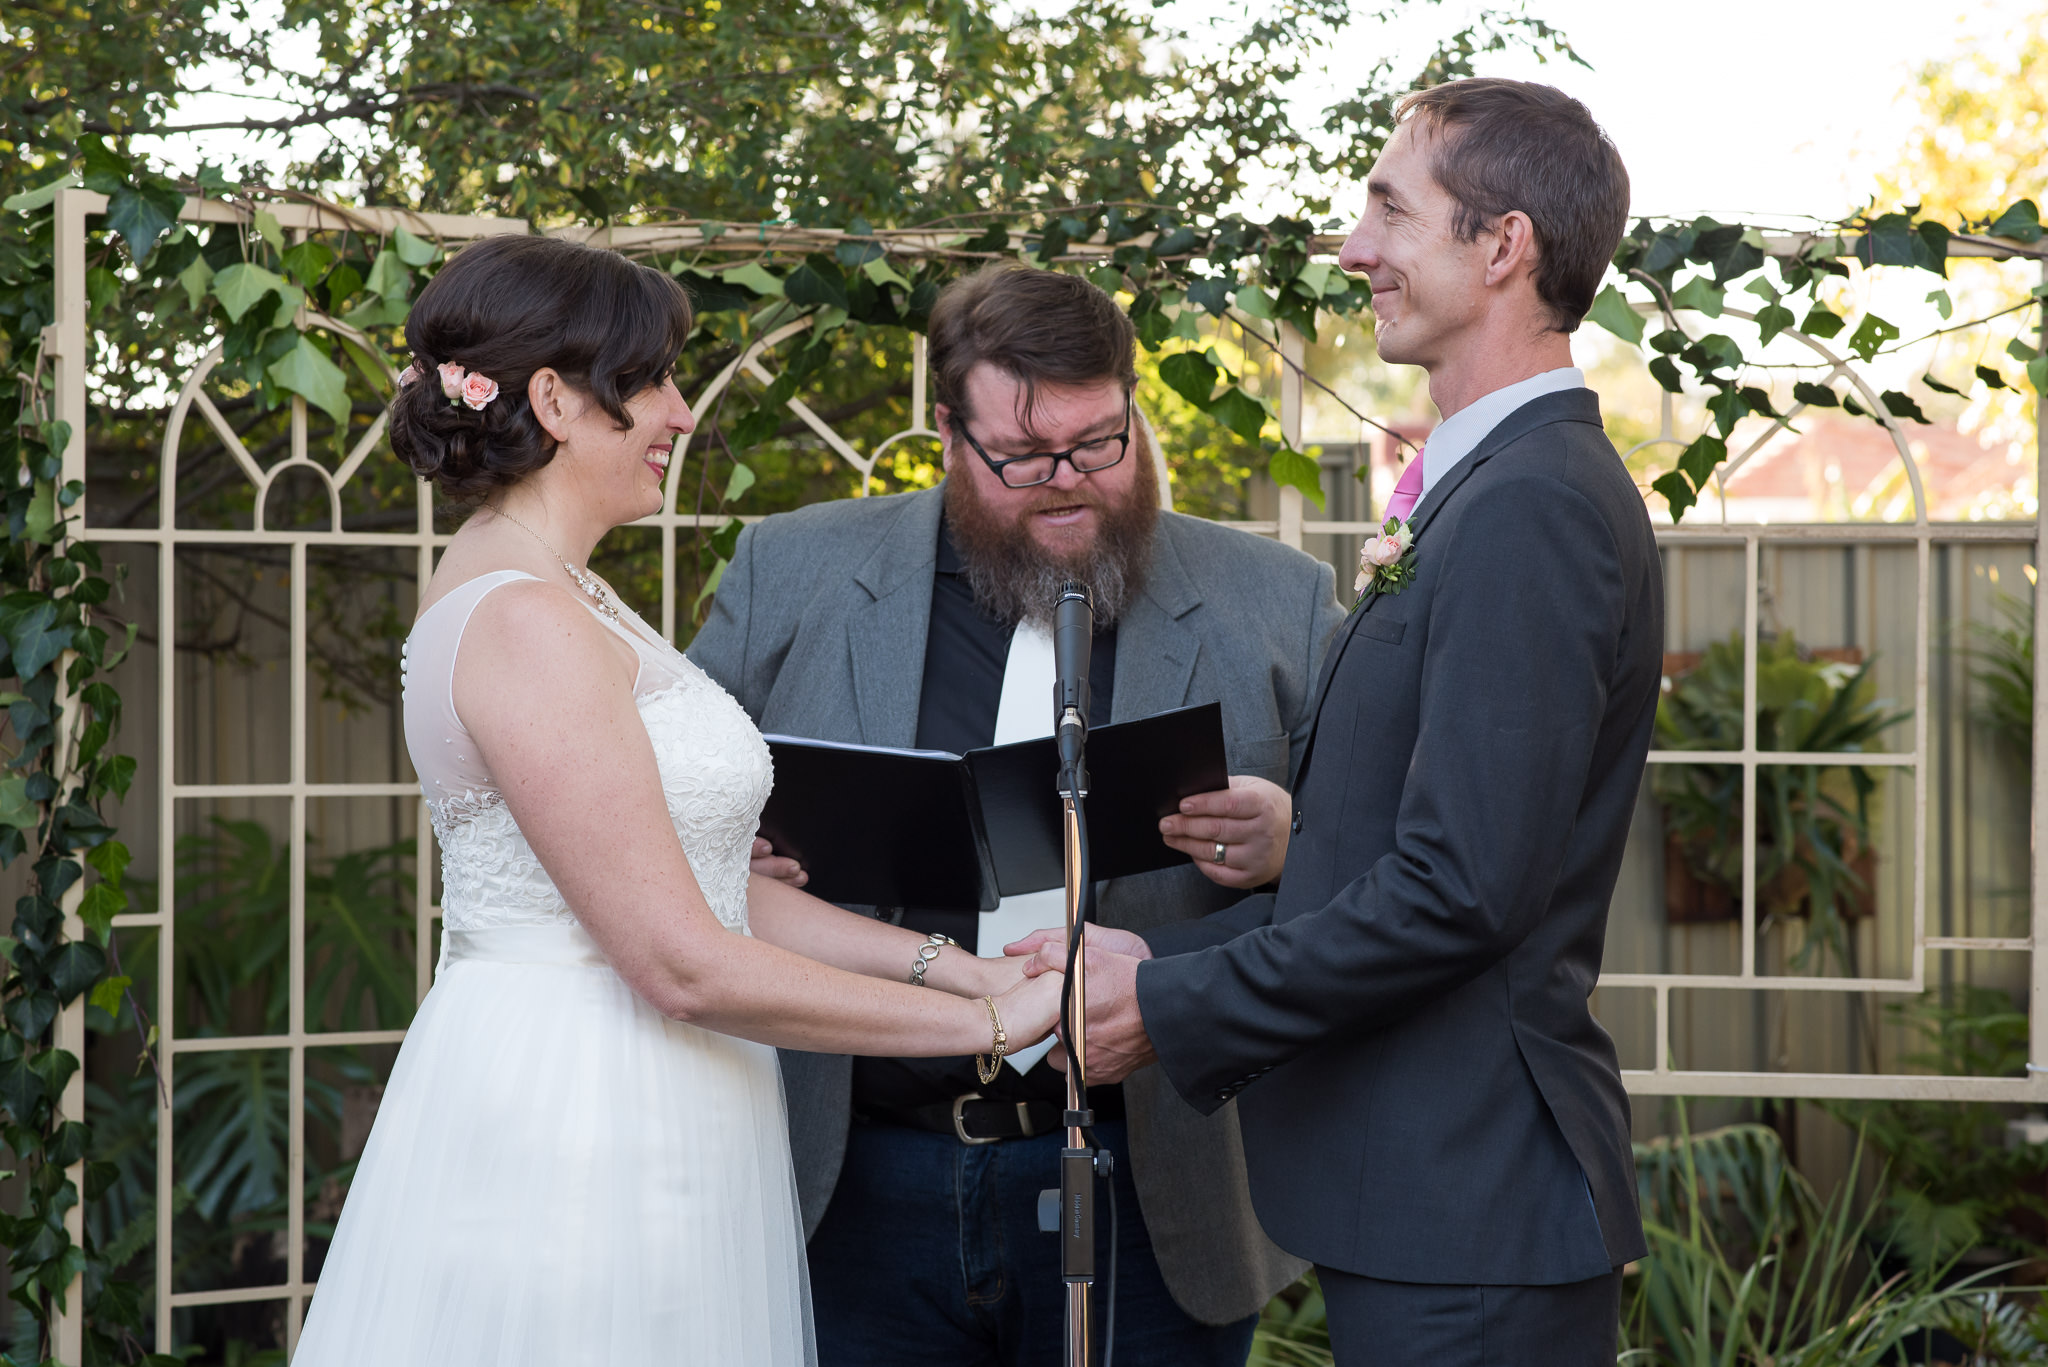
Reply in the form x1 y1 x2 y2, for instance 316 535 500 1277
688 263 1344 1366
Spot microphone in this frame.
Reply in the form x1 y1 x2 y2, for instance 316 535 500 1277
1052 581 1093 780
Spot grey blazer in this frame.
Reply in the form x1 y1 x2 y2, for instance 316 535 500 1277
1138 390 1659 1284
687 484 1343 1324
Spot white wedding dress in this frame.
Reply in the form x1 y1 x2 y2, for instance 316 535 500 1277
293 569 813 1366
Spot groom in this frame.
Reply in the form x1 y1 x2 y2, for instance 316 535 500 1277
1032 78 1659 1362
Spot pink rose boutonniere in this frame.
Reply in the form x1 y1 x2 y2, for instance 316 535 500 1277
1353 516 1418 605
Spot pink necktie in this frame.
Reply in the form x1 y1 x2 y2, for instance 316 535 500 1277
1383 446 1426 524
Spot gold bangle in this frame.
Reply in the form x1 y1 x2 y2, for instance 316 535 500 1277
909 932 956 987
975 994 1008 1085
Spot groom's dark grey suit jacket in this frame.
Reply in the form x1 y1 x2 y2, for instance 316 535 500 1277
1139 389 1658 1285
687 484 1344 1323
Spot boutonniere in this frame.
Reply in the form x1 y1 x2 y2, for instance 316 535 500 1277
1353 517 1418 605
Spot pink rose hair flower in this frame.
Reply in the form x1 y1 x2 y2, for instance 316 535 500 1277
460 372 500 410
437 362 467 402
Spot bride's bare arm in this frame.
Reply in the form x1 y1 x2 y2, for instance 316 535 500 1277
452 582 1059 1056
744 874 1026 1000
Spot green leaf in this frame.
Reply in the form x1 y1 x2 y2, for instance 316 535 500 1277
0 776 36 831
1208 387 1268 442
324 261 364 313
24 481 59 543
2008 337 2040 364
281 240 337 290
1648 356 1684 394
1753 303 1795 346
46 941 106 1002
1976 364 2010 390
87 976 131 1019
86 266 120 314
79 133 131 192
1792 381 1840 408
364 248 409 300
1705 389 1749 438
1585 286 1644 345
104 181 186 262
721 262 784 297
212 262 289 323
78 883 125 943
1798 305 1845 340
1158 351 1219 407
1653 470 1697 521
1925 288 1953 320
693 558 728 613
861 256 912 291
1677 434 1727 487
722 462 756 504
1232 285 1278 320
1987 199 2043 244
1920 372 1962 397
1268 446 1325 510
3 172 80 214
1881 390 1931 424
1669 276 1724 318
393 225 439 267
1295 261 1335 297
1846 313 1899 361
251 208 287 255
86 839 129 887
785 258 849 311
268 335 352 428
177 253 215 311
2030 355 2048 397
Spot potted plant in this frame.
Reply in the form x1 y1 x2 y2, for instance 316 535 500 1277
1653 631 1910 957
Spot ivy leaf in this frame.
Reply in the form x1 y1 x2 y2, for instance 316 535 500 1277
1705 389 1749 438
861 256 911 291
1669 276 1724 318
1798 305 1845 340
1648 356 1684 394
280 240 337 291
2008 337 2039 364
1754 303 1796 346
722 462 756 504
363 248 409 300
86 839 129 886
1914 220 1950 276
1921 372 1963 397
0 776 36 831
78 134 132 193
1268 446 1325 510
4 601 68 679
268 335 352 427
393 225 439 267
104 180 186 262
1976 364 2010 390
1653 470 1697 521
721 263 784 298
324 261 364 313
78 883 125 944
1677 434 1727 487
212 262 288 323
24 481 59 543
2030 355 2047 397
1881 390 1931 424
3 172 80 214
6 991 57 1041
1925 289 1953 320
1585 286 1644 345
45 941 107 1001
1987 199 2043 244
1158 351 1219 407
1846 314 1899 361
0 1048 45 1122
1232 285 1278 320
1792 381 1840 408
177 253 215 311
784 256 849 311
1184 277 1232 316
87 976 131 1020
1208 387 1268 442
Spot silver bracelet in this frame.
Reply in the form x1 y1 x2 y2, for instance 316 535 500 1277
909 932 958 987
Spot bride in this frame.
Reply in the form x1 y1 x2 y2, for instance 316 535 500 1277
292 234 1063 1366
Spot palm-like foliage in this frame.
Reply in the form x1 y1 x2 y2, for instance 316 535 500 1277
1970 588 2033 758
1653 630 1911 969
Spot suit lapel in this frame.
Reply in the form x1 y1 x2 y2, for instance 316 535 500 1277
1111 522 1201 722
1291 388 1605 789
846 487 944 747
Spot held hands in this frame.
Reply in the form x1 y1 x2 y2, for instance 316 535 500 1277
992 960 1067 1055
1160 775 1291 889
1004 926 1157 1084
749 836 806 888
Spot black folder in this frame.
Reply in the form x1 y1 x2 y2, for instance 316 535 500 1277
757 702 1231 910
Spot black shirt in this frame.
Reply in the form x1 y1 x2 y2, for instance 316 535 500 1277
851 514 1123 1120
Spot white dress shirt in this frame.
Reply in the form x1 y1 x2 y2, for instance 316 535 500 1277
1420 367 1586 496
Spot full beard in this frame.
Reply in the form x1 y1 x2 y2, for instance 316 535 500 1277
944 454 1159 630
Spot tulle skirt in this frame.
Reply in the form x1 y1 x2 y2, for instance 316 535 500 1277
293 924 814 1366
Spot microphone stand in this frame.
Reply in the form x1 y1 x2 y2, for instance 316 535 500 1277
1056 738 1097 1367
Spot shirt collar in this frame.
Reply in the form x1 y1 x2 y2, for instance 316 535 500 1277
1421 367 1585 495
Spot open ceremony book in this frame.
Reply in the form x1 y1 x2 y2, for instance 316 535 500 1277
758 702 1231 910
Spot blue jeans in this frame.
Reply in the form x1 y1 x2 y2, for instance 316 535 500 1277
808 1119 1258 1367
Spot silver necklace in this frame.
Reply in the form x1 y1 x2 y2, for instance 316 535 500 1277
488 504 620 623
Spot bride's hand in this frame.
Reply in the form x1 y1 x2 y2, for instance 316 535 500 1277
991 963 1066 1050
749 837 807 888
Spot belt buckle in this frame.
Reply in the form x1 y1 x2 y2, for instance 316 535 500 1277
952 1092 1000 1145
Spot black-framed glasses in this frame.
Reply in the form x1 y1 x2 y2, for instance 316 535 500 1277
950 397 1133 489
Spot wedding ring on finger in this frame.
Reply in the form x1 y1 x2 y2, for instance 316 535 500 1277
1212 841 1228 865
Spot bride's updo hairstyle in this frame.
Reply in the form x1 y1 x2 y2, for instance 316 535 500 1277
389 234 692 500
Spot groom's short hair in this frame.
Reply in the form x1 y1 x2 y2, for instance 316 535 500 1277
1396 78 1630 333
928 264 1137 433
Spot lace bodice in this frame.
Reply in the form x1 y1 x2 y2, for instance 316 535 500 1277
401 570 772 935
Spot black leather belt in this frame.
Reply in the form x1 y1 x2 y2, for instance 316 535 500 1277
891 1094 1066 1145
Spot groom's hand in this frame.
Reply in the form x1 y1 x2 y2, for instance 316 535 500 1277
1159 775 1291 890
1005 924 1151 966
1043 947 1155 1084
